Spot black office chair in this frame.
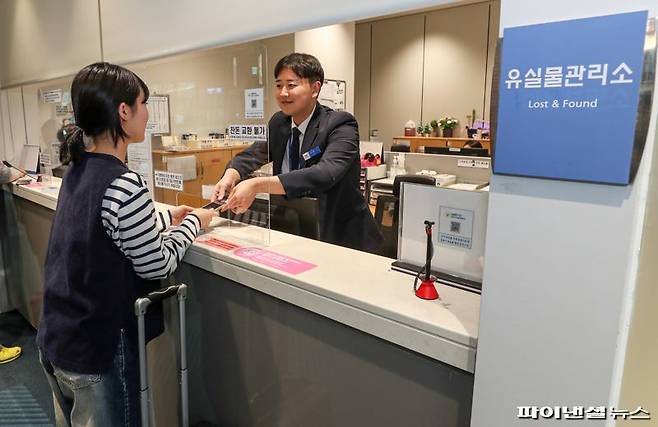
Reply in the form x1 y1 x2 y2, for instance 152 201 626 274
374 174 436 258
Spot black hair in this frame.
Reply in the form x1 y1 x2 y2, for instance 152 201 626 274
61 62 149 164
274 53 324 87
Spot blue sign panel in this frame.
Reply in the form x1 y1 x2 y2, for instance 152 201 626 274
494 11 648 184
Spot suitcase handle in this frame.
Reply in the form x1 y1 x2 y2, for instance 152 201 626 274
135 285 187 315
147 284 186 302
135 283 189 427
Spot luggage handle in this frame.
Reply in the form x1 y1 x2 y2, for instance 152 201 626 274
147 284 186 303
135 283 189 427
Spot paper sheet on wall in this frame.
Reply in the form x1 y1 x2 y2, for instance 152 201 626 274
40 89 62 104
127 134 155 194
319 79 346 111
166 155 197 181
146 95 170 134
39 152 52 167
244 88 264 119
50 142 62 168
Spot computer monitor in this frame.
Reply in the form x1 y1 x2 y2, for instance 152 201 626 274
224 195 320 240
425 146 489 157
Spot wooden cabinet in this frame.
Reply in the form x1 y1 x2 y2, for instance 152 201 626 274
152 146 248 207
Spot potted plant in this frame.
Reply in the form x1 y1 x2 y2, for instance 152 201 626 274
423 124 432 137
439 116 458 138
417 123 431 137
430 119 439 137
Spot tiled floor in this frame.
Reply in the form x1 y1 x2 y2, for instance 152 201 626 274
0 310 55 426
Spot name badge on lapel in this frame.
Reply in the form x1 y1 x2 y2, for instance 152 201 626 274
302 146 322 162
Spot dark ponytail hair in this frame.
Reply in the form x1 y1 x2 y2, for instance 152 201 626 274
61 62 149 164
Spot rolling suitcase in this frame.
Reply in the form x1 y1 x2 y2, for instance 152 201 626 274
135 283 189 427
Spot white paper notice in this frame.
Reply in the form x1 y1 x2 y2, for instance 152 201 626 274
244 88 264 119
127 134 154 193
154 170 184 192
41 89 63 104
50 142 61 168
202 185 215 200
146 95 170 134
39 152 52 166
55 104 71 116
319 79 346 111
438 206 474 250
227 124 267 141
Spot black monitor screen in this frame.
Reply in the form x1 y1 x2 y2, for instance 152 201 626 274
425 146 489 157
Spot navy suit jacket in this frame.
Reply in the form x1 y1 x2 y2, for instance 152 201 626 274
228 103 383 252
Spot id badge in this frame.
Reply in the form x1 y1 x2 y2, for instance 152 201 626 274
302 146 322 161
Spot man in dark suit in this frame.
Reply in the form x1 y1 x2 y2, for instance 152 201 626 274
212 53 382 253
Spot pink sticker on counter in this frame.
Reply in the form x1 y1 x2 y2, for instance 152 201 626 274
23 182 43 188
233 247 316 275
196 236 241 251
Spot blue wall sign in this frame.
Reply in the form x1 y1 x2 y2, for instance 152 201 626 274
494 11 649 185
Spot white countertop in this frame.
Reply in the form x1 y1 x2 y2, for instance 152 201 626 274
8 178 480 372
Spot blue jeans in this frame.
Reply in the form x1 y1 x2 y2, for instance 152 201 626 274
39 330 141 427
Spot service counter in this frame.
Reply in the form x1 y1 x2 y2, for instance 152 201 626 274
1 178 480 427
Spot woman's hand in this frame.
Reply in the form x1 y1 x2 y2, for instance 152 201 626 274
170 205 194 226
190 207 218 230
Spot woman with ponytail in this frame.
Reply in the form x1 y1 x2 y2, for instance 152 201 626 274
37 62 216 426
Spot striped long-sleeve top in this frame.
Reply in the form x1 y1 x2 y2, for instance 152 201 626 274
100 172 200 280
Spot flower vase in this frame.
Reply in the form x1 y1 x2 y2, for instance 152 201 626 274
442 128 454 138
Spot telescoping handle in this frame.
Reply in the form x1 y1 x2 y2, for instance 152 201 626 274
146 284 183 302
135 283 189 427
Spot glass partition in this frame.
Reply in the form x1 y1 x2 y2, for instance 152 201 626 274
125 36 291 246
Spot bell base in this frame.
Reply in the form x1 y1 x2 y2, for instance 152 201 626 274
415 278 439 300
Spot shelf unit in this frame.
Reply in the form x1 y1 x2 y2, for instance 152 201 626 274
392 136 491 154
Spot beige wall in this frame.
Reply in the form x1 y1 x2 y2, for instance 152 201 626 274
127 35 293 137
98 0 454 67
354 24 372 139
0 0 101 87
13 35 293 162
22 76 74 156
369 13 425 148
355 1 500 148
484 1 500 121
294 23 356 114
0 88 28 163
423 3 490 138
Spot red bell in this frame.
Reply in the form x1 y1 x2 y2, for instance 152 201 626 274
415 276 439 300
